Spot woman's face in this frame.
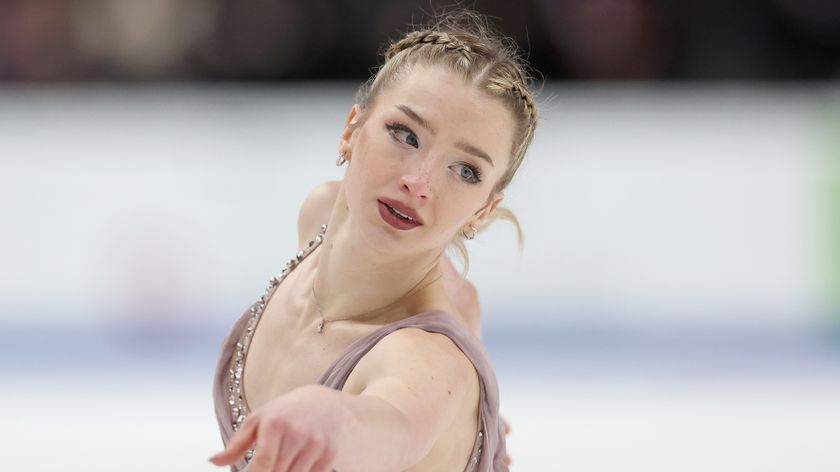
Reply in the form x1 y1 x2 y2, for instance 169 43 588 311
339 63 515 256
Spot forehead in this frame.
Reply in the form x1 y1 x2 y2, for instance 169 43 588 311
374 64 515 165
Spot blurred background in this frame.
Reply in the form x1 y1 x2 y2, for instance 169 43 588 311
1 0 839 471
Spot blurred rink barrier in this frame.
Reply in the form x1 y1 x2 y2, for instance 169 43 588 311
1 83 839 471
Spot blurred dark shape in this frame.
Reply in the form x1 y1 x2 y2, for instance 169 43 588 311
772 0 840 77
774 0 840 43
536 0 675 79
0 0 79 80
195 0 309 79
193 0 542 80
675 0 782 79
0 0 837 81
70 0 217 78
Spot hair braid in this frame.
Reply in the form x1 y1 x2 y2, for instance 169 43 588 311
485 75 538 150
508 81 538 152
385 30 472 60
353 9 541 274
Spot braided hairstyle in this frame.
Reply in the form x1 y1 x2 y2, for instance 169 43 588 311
354 10 539 270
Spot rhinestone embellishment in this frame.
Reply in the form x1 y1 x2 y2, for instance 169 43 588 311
226 224 327 463
224 222 484 469
465 429 484 471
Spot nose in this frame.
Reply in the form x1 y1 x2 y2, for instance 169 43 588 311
399 161 432 201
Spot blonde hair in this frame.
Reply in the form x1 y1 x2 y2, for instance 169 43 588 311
355 10 539 273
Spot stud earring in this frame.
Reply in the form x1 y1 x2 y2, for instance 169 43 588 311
336 152 347 166
461 223 478 240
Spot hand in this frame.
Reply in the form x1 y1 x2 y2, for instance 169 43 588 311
501 415 512 466
209 385 341 472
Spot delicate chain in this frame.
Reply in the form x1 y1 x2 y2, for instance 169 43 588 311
226 222 483 468
311 272 443 333
227 223 328 464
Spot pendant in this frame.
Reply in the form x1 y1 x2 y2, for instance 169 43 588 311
317 318 325 333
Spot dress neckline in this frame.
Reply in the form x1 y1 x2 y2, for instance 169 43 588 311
240 276 450 415
225 224 328 438
222 223 487 469
228 224 457 426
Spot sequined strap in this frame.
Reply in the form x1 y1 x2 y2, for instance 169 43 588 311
467 429 485 471
225 224 328 467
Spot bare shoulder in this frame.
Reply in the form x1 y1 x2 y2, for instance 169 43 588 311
343 327 480 465
297 180 340 247
348 328 478 420
375 327 477 375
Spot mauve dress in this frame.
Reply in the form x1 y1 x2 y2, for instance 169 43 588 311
212 240 509 471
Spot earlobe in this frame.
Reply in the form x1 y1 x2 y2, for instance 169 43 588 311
464 193 503 240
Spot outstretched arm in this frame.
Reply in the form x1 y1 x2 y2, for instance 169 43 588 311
209 329 479 472
296 181 509 463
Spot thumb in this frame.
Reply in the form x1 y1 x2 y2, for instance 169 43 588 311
209 417 259 466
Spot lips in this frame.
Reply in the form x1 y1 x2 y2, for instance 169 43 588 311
377 198 423 230
379 198 422 223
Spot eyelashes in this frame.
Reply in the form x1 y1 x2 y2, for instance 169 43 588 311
386 122 419 148
384 121 483 185
455 163 482 184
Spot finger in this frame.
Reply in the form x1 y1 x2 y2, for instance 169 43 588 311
505 451 513 466
249 421 292 472
309 445 337 472
287 438 322 472
270 426 307 472
501 416 511 435
209 417 259 466
249 446 280 472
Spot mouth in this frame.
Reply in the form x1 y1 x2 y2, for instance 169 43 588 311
386 202 416 222
377 199 423 230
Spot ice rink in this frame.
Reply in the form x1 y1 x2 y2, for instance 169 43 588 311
1 85 839 471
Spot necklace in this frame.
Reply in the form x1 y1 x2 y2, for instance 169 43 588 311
310 272 443 334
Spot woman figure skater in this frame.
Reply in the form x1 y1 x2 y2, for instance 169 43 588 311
209 10 538 472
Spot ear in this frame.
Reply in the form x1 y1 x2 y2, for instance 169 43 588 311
473 192 505 227
339 104 361 156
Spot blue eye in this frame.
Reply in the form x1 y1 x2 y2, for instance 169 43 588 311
386 123 419 148
454 163 482 184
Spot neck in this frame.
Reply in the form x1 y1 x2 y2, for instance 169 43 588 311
310 187 447 326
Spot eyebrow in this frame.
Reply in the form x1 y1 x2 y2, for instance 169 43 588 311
395 104 495 168
455 141 495 168
396 104 435 134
